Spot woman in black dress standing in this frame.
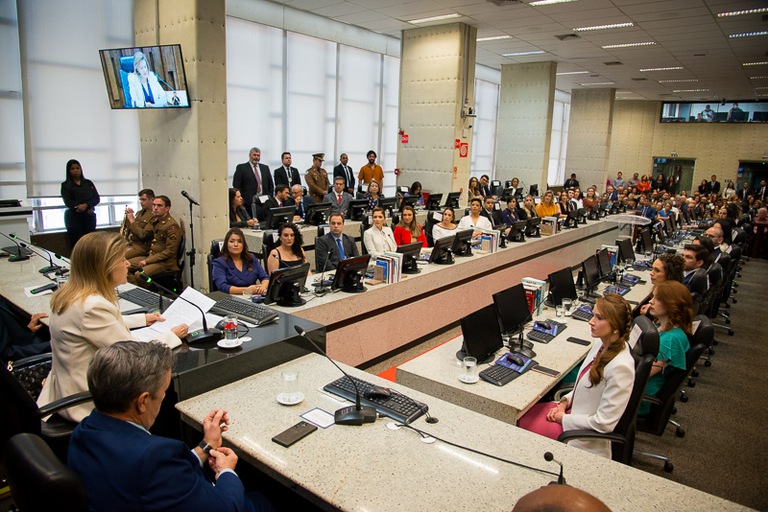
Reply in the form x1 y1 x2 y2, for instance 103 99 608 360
61 159 100 249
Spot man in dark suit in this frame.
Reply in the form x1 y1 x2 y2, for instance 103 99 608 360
233 147 274 217
323 177 353 217
638 195 657 220
480 196 502 226
682 244 709 297
563 173 579 189
756 179 768 202
479 174 491 198
274 152 302 188
705 175 721 195
254 184 291 221
315 213 359 270
68 341 271 512
332 153 355 195
291 184 313 221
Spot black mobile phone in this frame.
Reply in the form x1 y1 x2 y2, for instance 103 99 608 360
272 421 318 448
532 365 559 377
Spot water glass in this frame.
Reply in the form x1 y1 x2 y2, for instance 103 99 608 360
460 357 479 383
278 370 303 403
555 305 565 317
223 315 238 340
625 258 634 270
562 298 573 316
242 289 253 301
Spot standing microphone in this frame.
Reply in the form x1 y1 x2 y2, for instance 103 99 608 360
10 234 61 273
543 452 566 485
294 325 376 426
137 274 221 344
181 190 200 206
0 232 30 262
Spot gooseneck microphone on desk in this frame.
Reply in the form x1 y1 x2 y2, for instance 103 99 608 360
544 452 566 485
10 233 63 274
0 232 30 262
137 274 221 344
294 325 377 426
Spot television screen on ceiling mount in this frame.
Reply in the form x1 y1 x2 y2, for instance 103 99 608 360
659 100 767 123
99 44 190 110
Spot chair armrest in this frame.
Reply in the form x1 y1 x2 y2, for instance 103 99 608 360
640 394 663 406
8 352 52 369
558 429 627 445
37 391 93 418
553 386 574 401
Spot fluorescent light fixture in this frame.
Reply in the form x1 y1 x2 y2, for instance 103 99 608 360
639 66 684 72
602 42 655 49
477 35 511 42
556 71 590 75
407 13 461 24
573 22 633 32
672 89 709 93
530 0 578 5
502 50 546 57
750 76 768 80
743 62 768 67
658 79 698 83
755 86 768 90
729 31 768 38
580 81 615 86
717 7 768 17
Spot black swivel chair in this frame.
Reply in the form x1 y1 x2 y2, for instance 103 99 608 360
261 230 281 269
424 211 442 248
151 231 186 294
557 316 659 465
4 432 88 512
206 239 223 292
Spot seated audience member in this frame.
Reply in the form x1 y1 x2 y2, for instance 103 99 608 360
521 195 538 219
315 213 359 270
639 281 692 415
212 228 269 295
637 195 657 221
38 232 186 423
480 196 503 226
508 177 523 198
363 180 383 211
229 188 257 229
363 207 397 258
535 191 558 218
0 301 50 361
501 196 526 225
266 223 308 274
123 189 155 260
393 205 427 247
627 172 640 188
129 195 183 285
68 341 273 512
458 197 493 238
682 243 710 296
406 181 424 205
479 174 491 198
291 184 313 221
431 207 458 241
556 191 571 218
639 253 685 316
582 187 600 211
467 177 481 201
518 294 635 459
255 184 291 221
323 176 354 217
637 175 652 193
564 173 579 189
512 485 610 512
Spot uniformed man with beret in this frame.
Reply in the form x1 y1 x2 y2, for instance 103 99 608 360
305 152 330 204
123 188 155 260
128 195 182 285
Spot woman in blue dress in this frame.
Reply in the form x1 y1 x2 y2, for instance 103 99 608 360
212 228 269 294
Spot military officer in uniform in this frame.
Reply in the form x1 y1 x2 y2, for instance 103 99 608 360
123 189 155 260
305 153 330 204
128 195 182 286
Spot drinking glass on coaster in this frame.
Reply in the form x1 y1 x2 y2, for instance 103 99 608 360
555 305 565 318
562 298 573 317
223 315 238 341
459 356 479 384
277 370 304 405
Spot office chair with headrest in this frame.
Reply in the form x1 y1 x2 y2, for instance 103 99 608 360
261 230 281 269
4 432 88 512
150 231 186 295
424 211 442 248
557 316 659 465
206 239 224 292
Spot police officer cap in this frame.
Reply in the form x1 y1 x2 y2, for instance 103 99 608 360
312 153 325 161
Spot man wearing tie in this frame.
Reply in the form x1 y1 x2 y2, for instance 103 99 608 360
291 184 313 221
274 152 302 188
232 147 273 217
333 153 356 195
314 213 359 271
706 174 721 195
254 185 291 221
756 179 767 202
638 196 657 220
324 177 354 217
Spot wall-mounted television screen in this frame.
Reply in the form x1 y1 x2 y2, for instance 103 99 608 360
660 101 767 123
99 45 189 109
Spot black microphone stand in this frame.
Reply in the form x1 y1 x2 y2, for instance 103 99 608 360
182 195 197 288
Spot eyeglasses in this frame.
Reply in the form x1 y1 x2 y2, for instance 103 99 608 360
704 233 717 239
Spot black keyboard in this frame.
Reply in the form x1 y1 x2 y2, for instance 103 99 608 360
479 365 520 386
571 306 593 322
323 375 428 424
119 288 173 310
210 298 279 326
527 330 555 343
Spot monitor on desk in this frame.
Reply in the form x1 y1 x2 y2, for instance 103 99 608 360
264 262 310 307
506 220 528 243
399 195 419 211
331 254 370 293
263 206 296 231
451 229 474 257
492 283 530 336
425 193 443 211
458 304 504 364
525 217 541 237
617 238 636 262
638 227 654 254
348 199 369 222
597 248 612 276
304 203 332 226
396 241 423 274
581 254 602 297
429 234 455 264
547 267 578 307
443 192 460 209
663 217 673 237
378 197 397 217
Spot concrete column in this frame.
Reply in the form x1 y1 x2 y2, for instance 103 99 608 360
564 88 615 191
397 23 476 202
135 0 228 290
494 62 557 193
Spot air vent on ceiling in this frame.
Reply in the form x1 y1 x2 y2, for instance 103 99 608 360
487 0 524 5
604 61 623 66
694 53 706 57
632 77 648 81
659 93 672 96
555 33 581 41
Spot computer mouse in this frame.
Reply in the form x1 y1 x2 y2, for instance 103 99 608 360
534 320 552 330
506 354 526 366
363 385 391 400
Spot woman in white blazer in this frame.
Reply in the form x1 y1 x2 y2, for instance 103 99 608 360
127 51 167 108
363 207 397 259
518 294 635 458
38 232 187 422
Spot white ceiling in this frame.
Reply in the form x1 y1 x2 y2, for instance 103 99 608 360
274 0 768 101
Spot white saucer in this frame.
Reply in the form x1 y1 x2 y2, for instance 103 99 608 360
238 336 252 342
277 392 305 406
217 338 243 349
458 374 479 384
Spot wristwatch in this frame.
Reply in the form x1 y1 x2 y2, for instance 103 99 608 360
197 440 213 455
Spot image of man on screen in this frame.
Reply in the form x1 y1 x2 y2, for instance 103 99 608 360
127 51 167 108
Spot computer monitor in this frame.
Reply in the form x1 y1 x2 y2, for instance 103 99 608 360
492 283 531 336
525 217 541 237
581 255 601 298
429 234 455 264
396 241 423 275
506 220 528 243
616 238 636 262
443 192 460 209
399 195 419 211
378 197 397 217
596 248 612 276
547 267 578 307
451 229 474 257
562 210 579 229
663 217 673 237
458 304 504 364
425 193 443 211
577 208 588 224
304 203 332 226
262 206 296 230
348 199 369 222
331 254 371 293
638 227 654 254
528 184 539 197
669 213 677 232
500 188 514 202
264 262 310 307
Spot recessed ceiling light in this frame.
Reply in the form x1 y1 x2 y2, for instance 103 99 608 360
530 0 578 5
580 82 615 86
672 89 710 93
755 86 768 90
639 66 684 72
729 31 768 39
502 50 547 57
658 79 698 83
717 7 768 17
602 42 655 49
573 22 633 32
477 35 512 42
556 71 590 75
407 13 461 24
743 61 768 67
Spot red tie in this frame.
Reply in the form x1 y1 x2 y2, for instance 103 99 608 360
337 194 342 205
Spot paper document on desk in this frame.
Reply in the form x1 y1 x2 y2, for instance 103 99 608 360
148 287 216 333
